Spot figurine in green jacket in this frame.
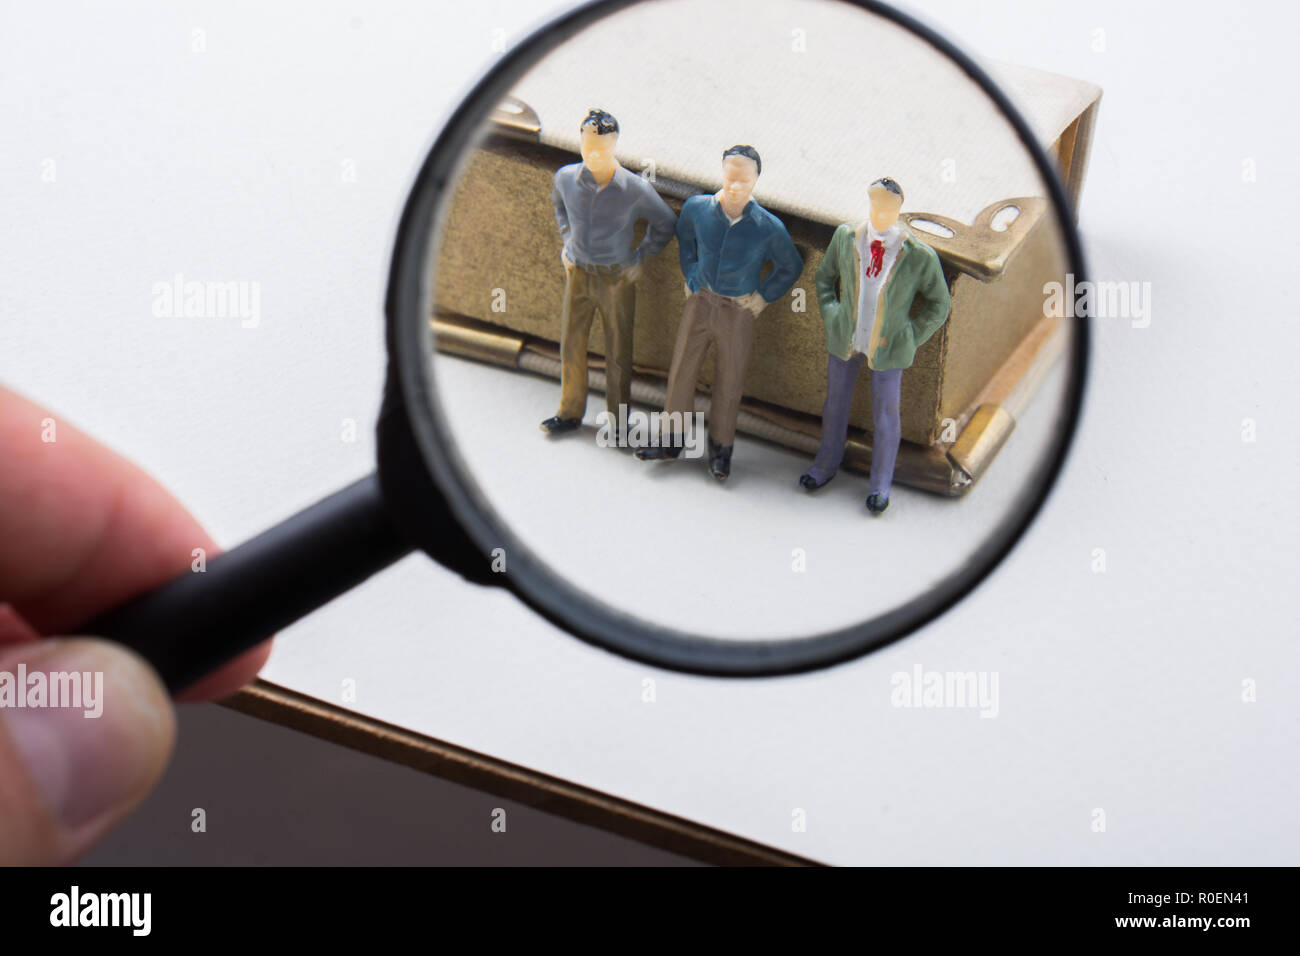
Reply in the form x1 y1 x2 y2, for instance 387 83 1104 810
799 178 951 513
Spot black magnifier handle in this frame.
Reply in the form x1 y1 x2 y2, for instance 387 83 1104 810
86 473 412 695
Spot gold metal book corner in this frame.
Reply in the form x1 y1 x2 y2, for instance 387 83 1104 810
432 316 526 366
947 404 1016 484
905 197 1047 282
490 96 542 142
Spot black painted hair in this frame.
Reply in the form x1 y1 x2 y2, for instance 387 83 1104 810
870 177 904 202
580 108 620 136
722 144 762 176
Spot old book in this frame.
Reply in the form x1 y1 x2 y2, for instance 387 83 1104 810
431 4 1100 495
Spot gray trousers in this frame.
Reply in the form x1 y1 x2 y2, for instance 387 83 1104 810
663 289 756 445
808 352 903 496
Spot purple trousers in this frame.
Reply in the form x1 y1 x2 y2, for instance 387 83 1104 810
807 353 903 497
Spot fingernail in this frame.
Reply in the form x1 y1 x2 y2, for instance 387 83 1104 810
0 638 175 830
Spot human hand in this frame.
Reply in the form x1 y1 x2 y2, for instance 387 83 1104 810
561 250 574 270
0 386 272 863
622 261 643 284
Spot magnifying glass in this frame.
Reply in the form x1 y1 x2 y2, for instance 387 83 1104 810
91 0 1088 692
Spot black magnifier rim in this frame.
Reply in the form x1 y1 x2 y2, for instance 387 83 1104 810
390 0 1090 676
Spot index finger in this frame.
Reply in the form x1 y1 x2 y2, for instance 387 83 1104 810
0 386 271 701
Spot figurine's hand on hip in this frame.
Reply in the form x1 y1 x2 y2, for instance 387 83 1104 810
738 291 768 315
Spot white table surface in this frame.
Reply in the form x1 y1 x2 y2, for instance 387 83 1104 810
2 0 1295 865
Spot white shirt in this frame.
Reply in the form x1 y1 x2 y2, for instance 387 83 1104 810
851 223 905 361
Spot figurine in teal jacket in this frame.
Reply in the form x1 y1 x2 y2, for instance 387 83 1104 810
799 178 950 513
635 145 802 480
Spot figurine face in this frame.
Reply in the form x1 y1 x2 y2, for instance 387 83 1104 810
720 155 759 210
868 184 903 232
579 127 618 176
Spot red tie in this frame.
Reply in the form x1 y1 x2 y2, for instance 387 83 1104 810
866 239 884 278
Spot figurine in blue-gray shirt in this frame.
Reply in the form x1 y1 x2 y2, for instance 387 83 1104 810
540 109 677 440
636 145 802 480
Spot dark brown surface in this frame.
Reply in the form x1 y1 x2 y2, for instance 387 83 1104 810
80 698 700 866
221 680 823 867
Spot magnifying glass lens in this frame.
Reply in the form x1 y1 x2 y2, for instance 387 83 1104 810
418 0 1084 658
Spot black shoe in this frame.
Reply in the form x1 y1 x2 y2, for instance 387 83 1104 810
865 492 889 514
708 437 733 481
634 444 682 461
540 416 582 434
799 471 834 491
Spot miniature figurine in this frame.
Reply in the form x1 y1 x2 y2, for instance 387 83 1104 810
635 145 802 480
541 109 677 440
799 177 951 513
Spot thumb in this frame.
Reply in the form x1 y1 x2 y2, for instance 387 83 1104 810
0 638 175 864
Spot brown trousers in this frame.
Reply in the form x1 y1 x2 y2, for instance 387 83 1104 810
557 264 636 421
664 289 756 445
